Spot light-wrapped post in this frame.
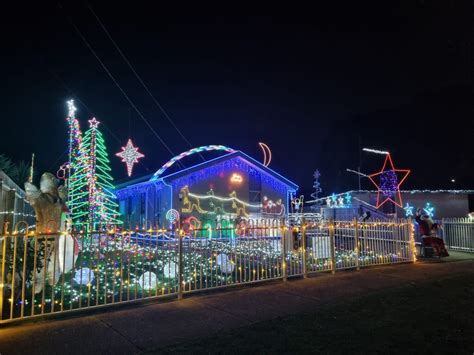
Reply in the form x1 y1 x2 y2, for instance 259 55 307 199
301 218 307 278
354 219 360 271
281 222 287 282
329 221 336 274
0 223 8 320
178 229 184 300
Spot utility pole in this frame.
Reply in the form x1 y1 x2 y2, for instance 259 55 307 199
358 135 362 191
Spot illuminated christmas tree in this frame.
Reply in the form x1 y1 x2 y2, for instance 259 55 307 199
82 118 122 229
68 115 121 229
310 169 322 210
65 100 89 224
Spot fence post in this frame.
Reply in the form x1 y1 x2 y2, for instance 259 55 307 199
354 219 360 271
408 220 417 263
329 221 336 274
178 229 183 300
302 218 307 278
282 223 287 282
0 223 8 320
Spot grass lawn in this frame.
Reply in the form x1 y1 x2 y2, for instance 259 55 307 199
159 273 474 354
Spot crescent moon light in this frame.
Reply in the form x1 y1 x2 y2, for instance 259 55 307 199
258 142 272 167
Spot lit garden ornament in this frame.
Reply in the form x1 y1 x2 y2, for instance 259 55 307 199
138 271 158 290
337 196 345 207
404 203 414 217
344 192 352 206
116 139 145 177
163 262 178 279
74 267 95 285
423 202 435 218
216 253 234 274
326 196 332 207
166 209 180 224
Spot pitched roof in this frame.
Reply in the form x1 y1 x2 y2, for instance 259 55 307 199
116 150 298 191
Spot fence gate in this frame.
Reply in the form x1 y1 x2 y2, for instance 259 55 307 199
442 218 474 253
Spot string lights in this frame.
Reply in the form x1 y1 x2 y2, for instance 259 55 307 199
258 142 272 167
367 153 410 208
362 148 389 155
115 139 145 177
151 145 236 180
68 116 122 228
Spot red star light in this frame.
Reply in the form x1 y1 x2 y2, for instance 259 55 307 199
116 139 145 176
367 153 410 208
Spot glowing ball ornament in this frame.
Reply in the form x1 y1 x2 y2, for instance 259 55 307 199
163 262 178 279
166 209 180 224
138 271 158 290
74 267 95 285
216 253 234 274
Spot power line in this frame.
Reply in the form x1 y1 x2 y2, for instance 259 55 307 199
86 3 205 162
49 69 151 172
58 2 184 169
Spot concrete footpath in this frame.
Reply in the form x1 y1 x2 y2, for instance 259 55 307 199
1 256 473 354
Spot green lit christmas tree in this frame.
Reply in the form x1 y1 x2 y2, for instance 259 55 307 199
65 100 89 225
82 117 121 229
67 112 121 229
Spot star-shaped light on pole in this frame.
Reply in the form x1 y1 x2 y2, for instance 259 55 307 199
116 139 145 177
367 153 410 209
88 117 100 128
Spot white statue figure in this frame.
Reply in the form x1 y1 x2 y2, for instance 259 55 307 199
25 173 77 293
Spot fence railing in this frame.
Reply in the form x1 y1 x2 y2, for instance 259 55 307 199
441 218 474 253
0 219 415 324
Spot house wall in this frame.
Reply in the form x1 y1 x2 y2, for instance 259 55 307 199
115 156 295 229
116 182 172 228
169 157 290 228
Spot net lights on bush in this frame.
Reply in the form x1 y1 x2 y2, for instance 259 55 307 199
368 153 410 209
116 139 145 177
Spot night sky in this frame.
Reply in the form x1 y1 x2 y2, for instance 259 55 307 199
1 2 472 197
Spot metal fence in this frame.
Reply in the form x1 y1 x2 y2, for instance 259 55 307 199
441 218 474 253
0 219 415 324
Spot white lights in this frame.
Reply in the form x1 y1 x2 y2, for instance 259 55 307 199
362 148 389 155
67 99 77 118
188 191 262 209
115 139 145 177
88 117 100 128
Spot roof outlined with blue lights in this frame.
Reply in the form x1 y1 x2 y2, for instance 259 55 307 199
115 150 298 195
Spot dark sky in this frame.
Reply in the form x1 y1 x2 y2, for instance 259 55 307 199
1 2 473 197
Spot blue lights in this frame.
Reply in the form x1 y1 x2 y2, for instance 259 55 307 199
404 203 414 217
170 157 293 195
423 202 435 218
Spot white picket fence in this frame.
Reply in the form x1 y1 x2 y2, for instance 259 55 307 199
441 218 474 253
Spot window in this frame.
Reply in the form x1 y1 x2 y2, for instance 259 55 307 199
249 173 262 203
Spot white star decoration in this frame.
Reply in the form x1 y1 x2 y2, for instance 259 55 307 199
116 139 145 176
88 117 100 128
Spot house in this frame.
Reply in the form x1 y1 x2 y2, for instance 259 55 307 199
310 190 474 220
115 148 298 229
0 170 35 230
